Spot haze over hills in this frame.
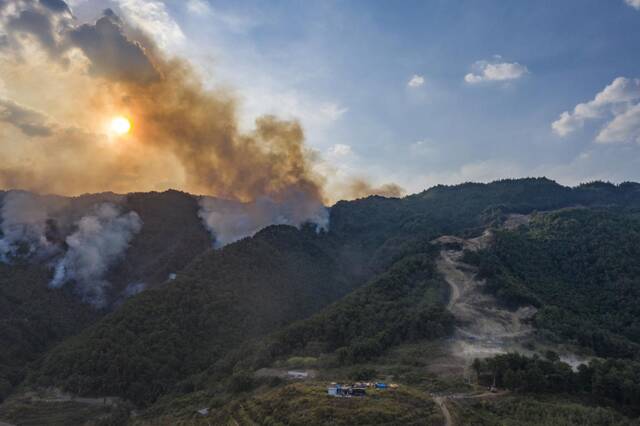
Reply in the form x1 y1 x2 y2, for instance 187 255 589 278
0 178 640 424
2 0 640 424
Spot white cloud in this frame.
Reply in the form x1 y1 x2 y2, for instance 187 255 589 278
115 0 185 51
409 140 437 156
625 0 640 10
464 59 529 84
596 103 640 144
407 74 425 88
187 0 211 15
231 85 348 152
319 102 348 121
65 0 89 6
406 159 525 194
552 77 640 143
185 2 256 33
328 143 352 157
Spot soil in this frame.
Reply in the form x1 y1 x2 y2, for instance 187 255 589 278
428 216 537 376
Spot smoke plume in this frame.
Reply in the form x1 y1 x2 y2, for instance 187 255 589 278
342 178 405 199
0 0 337 243
0 2 326 215
0 1 407 245
122 282 146 298
0 191 56 261
50 203 142 307
199 192 329 247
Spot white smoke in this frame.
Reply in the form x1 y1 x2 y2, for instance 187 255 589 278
50 203 142 307
0 191 55 261
122 282 146 298
198 193 329 248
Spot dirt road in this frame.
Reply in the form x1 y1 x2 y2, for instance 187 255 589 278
433 396 452 426
13 388 121 407
432 389 510 426
429 220 537 374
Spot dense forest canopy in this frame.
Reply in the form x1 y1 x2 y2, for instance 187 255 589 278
465 208 640 358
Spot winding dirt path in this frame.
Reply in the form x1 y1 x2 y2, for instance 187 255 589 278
28 390 120 406
431 390 510 426
429 221 537 374
433 396 452 426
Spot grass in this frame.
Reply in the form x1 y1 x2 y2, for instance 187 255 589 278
0 399 115 426
212 382 444 426
452 394 639 426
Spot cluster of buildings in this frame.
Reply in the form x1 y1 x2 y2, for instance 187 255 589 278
327 382 399 397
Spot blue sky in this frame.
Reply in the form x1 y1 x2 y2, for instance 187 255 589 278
70 0 640 193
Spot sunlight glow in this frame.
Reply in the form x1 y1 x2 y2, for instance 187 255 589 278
110 116 131 136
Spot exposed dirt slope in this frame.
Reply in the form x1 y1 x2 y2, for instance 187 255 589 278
429 216 537 376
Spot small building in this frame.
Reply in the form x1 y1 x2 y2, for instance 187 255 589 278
327 385 349 397
351 387 366 397
327 385 366 397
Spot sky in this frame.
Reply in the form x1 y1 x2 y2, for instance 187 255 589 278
3 0 640 198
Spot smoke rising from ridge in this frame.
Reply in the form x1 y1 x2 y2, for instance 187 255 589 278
50 203 142 307
0 3 324 199
199 194 329 247
341 178 405 199
0 1 404 246
0 190 143 307
0 191 54 261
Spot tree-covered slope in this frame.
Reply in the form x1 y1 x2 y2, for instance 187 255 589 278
471 352 640 414
254 245 453 368
465 208 640 358
8 178 640 413
106 190 212 298
330 178 640 270
0 263 97 401
32 225 356 405
0 190 212 403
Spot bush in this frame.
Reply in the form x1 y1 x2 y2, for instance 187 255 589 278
349 367 378 381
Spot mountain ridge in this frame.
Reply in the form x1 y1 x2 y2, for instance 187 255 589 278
2 177 640 424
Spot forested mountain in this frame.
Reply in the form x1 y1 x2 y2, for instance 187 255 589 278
0 190 213 402
0 263 97 402
465 208 640 358
32 225 361 405
255 249 453 367
2 178 640 424
106 190 212 298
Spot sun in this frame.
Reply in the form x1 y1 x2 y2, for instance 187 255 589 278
110 116 131 136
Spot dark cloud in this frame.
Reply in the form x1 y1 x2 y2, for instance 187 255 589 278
39 0 71 14
2 3 158 83
102 8 122 25
67 14 159 83
0 98 54 137
6 9 58 56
